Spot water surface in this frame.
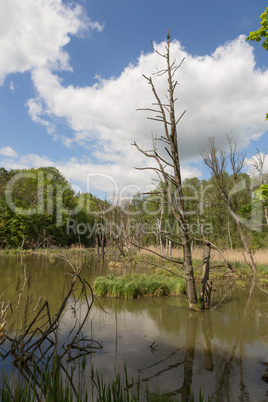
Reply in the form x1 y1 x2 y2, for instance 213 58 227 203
0 254 267 401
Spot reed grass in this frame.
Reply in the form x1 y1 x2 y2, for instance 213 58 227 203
138 245 268 264
138 245 268 278
1 362 211 402
93 273 186 298
0 246 96 256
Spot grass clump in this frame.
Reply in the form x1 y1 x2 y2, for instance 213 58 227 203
1 357 80 402
2 362 211 402
91 366 141 401
93 273 186 298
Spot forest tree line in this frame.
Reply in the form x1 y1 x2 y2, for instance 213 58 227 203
0 165 267 251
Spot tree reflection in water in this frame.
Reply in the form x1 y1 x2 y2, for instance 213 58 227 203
125 283 267 401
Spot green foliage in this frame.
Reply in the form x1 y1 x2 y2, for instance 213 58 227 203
0 166 104 249
1 163 268 252
93 273 186 298
247 7 268 51
247 7 268 120
128 170 268 251
254 184 268 204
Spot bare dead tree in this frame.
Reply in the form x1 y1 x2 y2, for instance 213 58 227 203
94 202 107 262
250 147 267 184
201 242 212 309
201 136 257 277
132 32 198 308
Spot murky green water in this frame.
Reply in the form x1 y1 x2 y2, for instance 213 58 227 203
0 254 268 401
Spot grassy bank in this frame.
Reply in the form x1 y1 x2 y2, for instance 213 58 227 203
135 246 268 286
94 273 186 298
1 245 267 287
0 245 96 256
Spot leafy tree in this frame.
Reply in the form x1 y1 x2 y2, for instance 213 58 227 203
254 183 268 204
0 166 104 249
247 7 268 51
247 6 268 120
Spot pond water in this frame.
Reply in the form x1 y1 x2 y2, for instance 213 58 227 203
0 253 268 401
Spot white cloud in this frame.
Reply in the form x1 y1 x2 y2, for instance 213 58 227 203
27 98 55 133
0 0 103 85
0 146 18 158
245 152 268 177
0 147 203 198
1 0 268 197
24 35 268 194
0 152 53 171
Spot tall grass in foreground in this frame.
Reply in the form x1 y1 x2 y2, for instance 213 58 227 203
93 274 186 298
1 362 212 401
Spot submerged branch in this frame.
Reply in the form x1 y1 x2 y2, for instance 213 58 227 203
0 255 99 384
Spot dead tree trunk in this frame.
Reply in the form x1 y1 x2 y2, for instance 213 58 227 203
132 32 198 308
168 239 172 259
96 237 99 259
157 215 164 256
201 242 212 309
201 136 257 278
101 234 105 262
95 216 100 259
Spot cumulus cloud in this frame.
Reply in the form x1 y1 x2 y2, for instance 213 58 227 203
24 35 268 194
1 0 268 196
245 152 268 177
0 147 202 198
0 152 53 171
0 150 145 196
27 98 55 133
0 0 103 85
0 146 18 158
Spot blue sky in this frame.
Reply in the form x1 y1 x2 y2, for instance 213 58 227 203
0 0 268 198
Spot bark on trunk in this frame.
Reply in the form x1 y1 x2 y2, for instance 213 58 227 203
183 239 198 307
201 242 212 309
